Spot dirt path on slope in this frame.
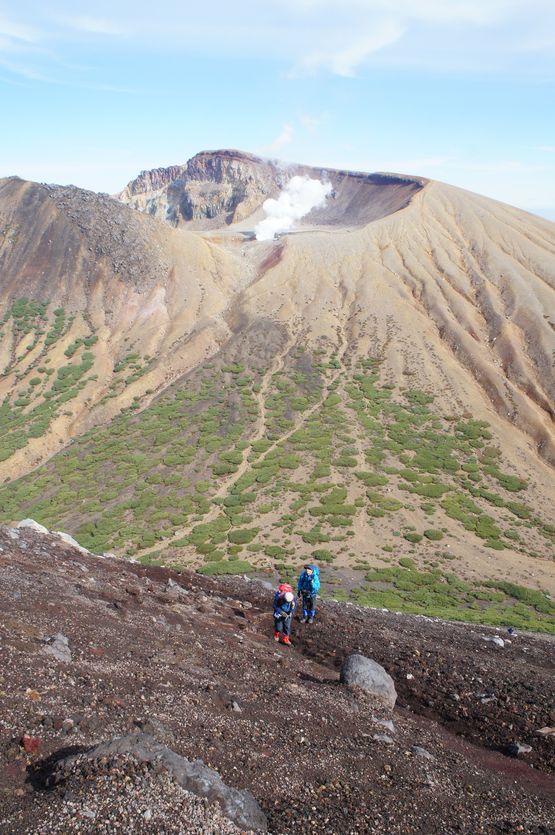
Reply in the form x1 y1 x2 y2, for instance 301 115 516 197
137 329 350 558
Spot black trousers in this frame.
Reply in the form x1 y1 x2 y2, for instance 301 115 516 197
274 615 292 636
301 593 316 616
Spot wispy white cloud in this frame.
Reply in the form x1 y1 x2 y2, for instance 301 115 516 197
0 56 51 80
284 0 553 75
0 15 39 45
0 0 554 83
288 0 526 27
0 15 52 80
60 16 128 37
262 124 295 153
298 112 321 132
295 18 404 76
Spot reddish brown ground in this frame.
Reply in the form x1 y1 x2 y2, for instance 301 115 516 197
0 525 553 834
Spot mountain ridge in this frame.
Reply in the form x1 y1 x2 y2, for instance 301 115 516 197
0 151 553 617
116 149 427 230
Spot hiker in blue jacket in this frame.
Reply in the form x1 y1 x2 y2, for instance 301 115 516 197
297 564 320 623
273 587 295 645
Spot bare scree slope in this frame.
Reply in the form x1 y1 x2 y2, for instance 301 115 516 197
0 525 553 832
0 149 553 634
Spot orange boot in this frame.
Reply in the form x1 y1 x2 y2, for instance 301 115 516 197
282 636 292 646
273 631 280 641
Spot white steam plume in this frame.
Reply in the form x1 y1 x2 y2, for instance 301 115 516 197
255 175 332 241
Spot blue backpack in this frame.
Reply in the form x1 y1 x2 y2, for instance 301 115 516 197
302 564 320 593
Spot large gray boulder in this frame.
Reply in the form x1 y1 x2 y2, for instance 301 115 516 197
340 654 397 708
56 733 267 831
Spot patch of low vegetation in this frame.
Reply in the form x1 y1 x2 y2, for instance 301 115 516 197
1 339 550 635
0 305 103 462
197 559 252 576
355 566 555 633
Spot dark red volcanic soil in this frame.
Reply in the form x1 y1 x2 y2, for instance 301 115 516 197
0 525 553 833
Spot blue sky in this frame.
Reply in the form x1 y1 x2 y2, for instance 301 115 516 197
1 1 554 218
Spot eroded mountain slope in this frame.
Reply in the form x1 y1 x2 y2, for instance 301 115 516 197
0 176 256 475
0 156 553 618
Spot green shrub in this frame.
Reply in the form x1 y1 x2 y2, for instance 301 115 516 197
264 545 287 557
414 483 451 498
203 550 224 562
312 548 335 563
197 559 252 575
505 501 531 519
228 528 258 545
485 539 505 550
404 533 422 544
424 529 444 541
212 462 238 476
475 515 502 540
356 471 388 487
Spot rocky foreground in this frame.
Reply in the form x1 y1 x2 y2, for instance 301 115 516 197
0 524 553 834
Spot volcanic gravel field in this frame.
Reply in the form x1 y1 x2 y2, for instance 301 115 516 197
0 525 554 834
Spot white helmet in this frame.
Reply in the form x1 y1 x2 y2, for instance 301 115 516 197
284 591 294 602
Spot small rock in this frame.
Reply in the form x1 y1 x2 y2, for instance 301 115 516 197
372 734 394 744
62 719 74 734
17 519 48 534
411 746 434 760
7 528 20 540
44 633 72 663
507 742 532 756
21 735 41 754
536 727 555 736
166 578 187 596
143 809 153 821
481 635 505 647
373 718 395 733
79 715 101 733
25 688 41 702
